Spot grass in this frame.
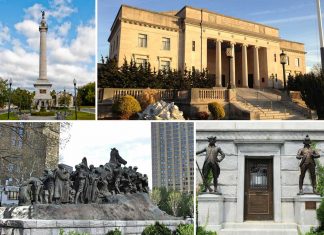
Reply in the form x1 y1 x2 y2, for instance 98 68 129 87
79 106 95 109
66 111 95 120
0 112 19 120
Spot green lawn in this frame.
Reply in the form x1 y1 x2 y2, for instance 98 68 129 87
0 112 19 120
66 111 95 120
79 106 95 109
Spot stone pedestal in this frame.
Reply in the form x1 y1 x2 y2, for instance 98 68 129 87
294 194 322 234
197 193 224 232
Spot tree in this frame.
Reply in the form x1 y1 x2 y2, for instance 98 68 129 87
167 190 182 216
11 88 34 111
150 187 161 205
77 82 95 106
58 93 71 107
0 78 9 108
0 123 71 185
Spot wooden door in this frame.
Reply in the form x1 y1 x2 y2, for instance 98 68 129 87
248 74 254 88
244 158 273 220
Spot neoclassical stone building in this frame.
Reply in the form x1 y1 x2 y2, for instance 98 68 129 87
109 5 306 89
196 122 324 234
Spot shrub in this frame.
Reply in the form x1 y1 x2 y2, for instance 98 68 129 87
317 199 324 230
208 102 225 120
112 95 141 119
196 111 209 120
174 224 193 235
141 222 172 235
59 229 89 235
305 227 324 235
106 228 122 235
196 226 217 235
138 88 159 110
31 111 56 116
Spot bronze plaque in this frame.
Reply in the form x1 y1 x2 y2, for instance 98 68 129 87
305 201 316 210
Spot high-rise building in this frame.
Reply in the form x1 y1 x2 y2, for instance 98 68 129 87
151 122 194 193
0 123 60 186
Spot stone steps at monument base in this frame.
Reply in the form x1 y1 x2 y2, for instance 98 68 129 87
219 222 298 235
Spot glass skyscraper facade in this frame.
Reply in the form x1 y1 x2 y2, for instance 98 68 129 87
151 122 194 193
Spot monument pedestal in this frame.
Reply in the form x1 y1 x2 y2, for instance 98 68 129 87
197 193 224 232
294 194 322 234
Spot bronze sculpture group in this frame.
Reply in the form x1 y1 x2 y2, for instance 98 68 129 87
19 148 149 205
197 135 321 195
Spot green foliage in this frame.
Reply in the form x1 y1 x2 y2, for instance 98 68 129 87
65 111 95 120
111 95 141 119
168 191 182 216
77 82 95 106
0 78 9 108
11 88 34 111
0 112 18 120
305 227 324 235
106 228 122 235
31 111 55 116
174 224 193 235
208 102 225 120
58 229 89 235
199 171 213 193
288 73 324 119
150 187 162 205
58 93 72 107
196 226 217 235
141 222 172 235
98 58 213 89
317 199 324 230
317 160 324 197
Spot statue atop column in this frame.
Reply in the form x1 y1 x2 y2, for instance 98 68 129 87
196 136 225 194
296 135 320 195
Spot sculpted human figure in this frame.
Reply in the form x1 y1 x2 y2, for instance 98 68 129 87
109 148 127 167
53 164 70 204
296 135 320 195
42 169 54 204
74 164 88 204
87 165 99 203
196 136 225 193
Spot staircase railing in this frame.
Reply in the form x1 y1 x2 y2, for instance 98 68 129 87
236 93 266 115
256 91 288 115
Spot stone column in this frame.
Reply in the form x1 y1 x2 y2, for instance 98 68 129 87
253 46 260 88
230 42 236 88
215 40 222 87
242 44 248 88
39 16 48 81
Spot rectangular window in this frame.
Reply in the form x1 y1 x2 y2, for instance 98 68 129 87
138 34 147 48
8 191 18 200
162 37 170 50
287 56 290 65
135 58 147 67
40 89 46 94
160 60 170 70
192 41 196 51
295 58 300 67
274 54 276 62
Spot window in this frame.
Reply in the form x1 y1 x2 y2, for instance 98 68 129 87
40 89 46 94
295 58 300 67
160 60 170 70
274 54 276 62
162 37 170 50
135 58 147 67
192 41 196 51
287 56 290 65
8 191 19 200
138 34 147 48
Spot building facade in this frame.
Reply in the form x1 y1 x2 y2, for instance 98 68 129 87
0 123 60 186
151 122 194 193
196 122 324 234
109 5 306 89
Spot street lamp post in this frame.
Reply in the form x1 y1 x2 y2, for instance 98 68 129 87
73 78 78 120
226 47 233 89
63 88 66 117
7 78 12 119
280 50 287 90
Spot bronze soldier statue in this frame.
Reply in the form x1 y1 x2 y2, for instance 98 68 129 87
296 135 320 195
196 136 225 194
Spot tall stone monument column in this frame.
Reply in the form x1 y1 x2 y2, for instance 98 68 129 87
34 11 53 111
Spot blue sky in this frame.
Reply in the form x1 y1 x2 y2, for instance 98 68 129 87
98 0 322 71
0 0 95 92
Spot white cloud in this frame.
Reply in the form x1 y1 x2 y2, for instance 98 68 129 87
49 0 77 20
0 22 10 45
58 21 71 36
24 3 44 21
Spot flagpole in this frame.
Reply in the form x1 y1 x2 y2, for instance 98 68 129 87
316 0 324 71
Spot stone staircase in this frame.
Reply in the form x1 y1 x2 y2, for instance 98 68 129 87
219 221 298 235
234 88 308 120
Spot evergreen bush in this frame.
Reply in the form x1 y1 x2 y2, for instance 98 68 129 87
111 95 141 120
106 228 122 235
141 222 172 235
173 224 194 235
208 102 225 120
196 226 217 235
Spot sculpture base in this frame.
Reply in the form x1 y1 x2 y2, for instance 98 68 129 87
0 219 188 235
197 193 224 232
0 193 176 221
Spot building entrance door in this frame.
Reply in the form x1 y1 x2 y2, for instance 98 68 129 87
248 74 254 88
244 158 273 220
222 75 225 87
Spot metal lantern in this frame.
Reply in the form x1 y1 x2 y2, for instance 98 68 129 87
280 50 287 65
